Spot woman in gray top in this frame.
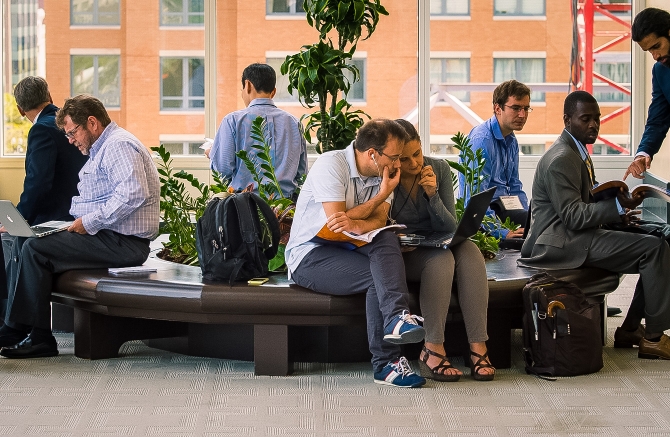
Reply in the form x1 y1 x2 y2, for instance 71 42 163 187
392 119 494 382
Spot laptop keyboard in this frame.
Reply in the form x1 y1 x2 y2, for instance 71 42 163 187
30 226 59 234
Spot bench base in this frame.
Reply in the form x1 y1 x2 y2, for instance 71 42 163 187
67 306 516 375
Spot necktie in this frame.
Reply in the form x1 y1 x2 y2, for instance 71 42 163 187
584 153 596 188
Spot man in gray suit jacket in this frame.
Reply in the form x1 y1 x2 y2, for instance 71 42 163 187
520 91 670 360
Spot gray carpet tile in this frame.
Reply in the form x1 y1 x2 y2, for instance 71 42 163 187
0 275 669 436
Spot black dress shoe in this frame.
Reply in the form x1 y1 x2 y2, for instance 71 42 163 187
607 306 622 317
0 335 58 359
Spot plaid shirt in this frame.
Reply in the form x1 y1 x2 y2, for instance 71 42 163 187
70 122 160 239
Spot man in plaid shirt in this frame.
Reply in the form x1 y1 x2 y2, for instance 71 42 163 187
0 94 160 359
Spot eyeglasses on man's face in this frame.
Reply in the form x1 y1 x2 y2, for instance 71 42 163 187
375 149 401 163
504 105 533 114
64 124 81 140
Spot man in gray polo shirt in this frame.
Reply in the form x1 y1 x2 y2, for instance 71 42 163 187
286 119 426 388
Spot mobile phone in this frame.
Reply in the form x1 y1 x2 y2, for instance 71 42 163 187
248 277 269 286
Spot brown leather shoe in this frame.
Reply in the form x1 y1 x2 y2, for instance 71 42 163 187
638 334 670 360
613 325 645 348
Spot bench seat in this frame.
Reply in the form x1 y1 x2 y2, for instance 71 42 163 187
51 249 620 376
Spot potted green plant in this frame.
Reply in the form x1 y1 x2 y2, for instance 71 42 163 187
280 0 388 153
152 145 228 265
447 132 518 258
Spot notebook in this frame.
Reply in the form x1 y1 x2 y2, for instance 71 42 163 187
0 200 72 238
399 187 496 249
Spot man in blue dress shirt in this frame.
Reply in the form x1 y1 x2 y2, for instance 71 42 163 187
624 7 670 180
462 80 531 239
208 63 307 199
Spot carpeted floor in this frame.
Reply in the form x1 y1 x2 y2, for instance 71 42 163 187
0 275 668 436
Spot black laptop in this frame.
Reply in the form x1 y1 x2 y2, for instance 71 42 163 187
399 187 496 249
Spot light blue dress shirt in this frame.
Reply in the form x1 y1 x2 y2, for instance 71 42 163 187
461 115 529 238
70 122 160 239
209 98 308 198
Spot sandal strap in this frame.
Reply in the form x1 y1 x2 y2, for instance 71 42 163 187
470 350 495 373
422 346 458 375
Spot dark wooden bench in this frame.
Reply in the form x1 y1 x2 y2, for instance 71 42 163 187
50 248 620 376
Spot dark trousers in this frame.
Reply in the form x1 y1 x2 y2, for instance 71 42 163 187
584 229 670 333
291 230 410 372
490 202 528 228
4 230 150 330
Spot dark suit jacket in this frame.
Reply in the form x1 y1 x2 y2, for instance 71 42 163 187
16 104 88 225
519 130 621 269
638 62 670 157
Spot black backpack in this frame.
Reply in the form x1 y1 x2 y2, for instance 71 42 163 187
195 192 280 284
522 272 603 378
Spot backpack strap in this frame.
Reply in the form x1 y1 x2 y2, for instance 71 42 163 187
229 193 262 284
248 192 281 259
523 349 557 381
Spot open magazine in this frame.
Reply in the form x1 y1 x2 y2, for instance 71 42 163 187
311 224 406 250
592 180 670 204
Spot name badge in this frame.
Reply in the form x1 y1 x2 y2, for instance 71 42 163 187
500 195 524 211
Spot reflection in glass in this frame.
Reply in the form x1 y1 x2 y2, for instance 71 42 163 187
267 0 305 14
430 0 469 16
594 62 631 103
160 0 204 25
71 0 120 25
430 58 470 102
71 55 121 107
161 57 205 110
494 58 545 102
494 0 545 16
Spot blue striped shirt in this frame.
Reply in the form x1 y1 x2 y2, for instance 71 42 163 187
70 122 160 239
209 98 307 198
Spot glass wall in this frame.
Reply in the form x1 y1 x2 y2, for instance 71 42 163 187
0 0 634 160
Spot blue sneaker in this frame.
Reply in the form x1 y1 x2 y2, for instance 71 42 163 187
374 357 426 388
383 310 425 344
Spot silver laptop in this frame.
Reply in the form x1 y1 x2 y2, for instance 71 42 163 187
399 187 496 249
0 200 72 237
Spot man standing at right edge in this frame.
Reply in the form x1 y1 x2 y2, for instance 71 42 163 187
624 7 670 180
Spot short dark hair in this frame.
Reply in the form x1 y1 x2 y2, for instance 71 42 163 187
354 119 409 153
55 94 112 129
394 119 420 142
13 76 50 112
241 63 276 94
632 7 670 42
564 91 598 117
492 80 531 107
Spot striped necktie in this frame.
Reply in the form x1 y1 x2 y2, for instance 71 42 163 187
584 153 596 188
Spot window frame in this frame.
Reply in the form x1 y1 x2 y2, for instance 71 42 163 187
70 52 122 109
160 0 205 27
493 56 547 103
493 0 545 17
429 56 471 103
70 0 121 26
430 0 470 17
266 0 305 16
159 55 205 111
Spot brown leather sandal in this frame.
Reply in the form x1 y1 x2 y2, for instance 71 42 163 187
418 346 461 382
470 350 495 381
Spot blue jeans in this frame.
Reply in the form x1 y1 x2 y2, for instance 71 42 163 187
291 230 409 372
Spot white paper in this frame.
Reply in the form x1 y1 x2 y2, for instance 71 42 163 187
200 137 214 150
500 195 524 210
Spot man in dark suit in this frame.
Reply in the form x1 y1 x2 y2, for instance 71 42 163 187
1 77 88 319
521 91 670 360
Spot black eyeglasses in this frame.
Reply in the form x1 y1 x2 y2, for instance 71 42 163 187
375 149 401 163
64 124 81 140
504 105 533 114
